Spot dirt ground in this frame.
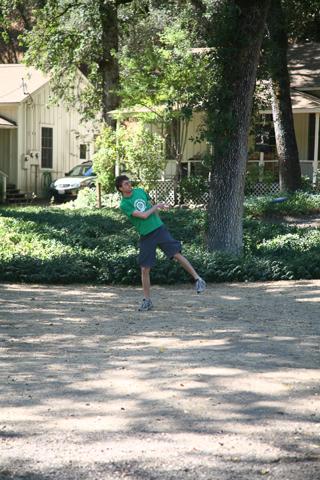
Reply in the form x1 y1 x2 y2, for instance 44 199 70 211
0 279 320 480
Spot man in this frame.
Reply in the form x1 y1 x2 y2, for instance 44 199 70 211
115 175 206 311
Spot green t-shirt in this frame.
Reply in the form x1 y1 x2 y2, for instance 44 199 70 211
120 188 163 236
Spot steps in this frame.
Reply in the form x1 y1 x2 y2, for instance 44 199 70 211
6 184 28 204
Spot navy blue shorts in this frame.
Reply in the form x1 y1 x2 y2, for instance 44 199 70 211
137 224 182 267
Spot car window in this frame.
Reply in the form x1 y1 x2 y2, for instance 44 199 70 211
84 166 96 176
68 165 92 176
69 166 84 176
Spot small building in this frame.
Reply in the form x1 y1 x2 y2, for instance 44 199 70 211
0 64 97 202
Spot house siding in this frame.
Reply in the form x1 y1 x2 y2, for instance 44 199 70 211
0 106 18 123
148 112 208 180
0 129 17 180
7 83 97 197
293 113 309 160
293 113 314 179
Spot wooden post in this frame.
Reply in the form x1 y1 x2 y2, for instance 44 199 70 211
313 112 319 184
97 182 101 209
0 176 4 203
0 171 8 203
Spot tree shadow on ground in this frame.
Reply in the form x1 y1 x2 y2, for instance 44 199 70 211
0 281 319 479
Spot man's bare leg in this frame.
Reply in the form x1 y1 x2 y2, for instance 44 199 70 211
141 266 151 300
173 252 206 293
173 253 199 279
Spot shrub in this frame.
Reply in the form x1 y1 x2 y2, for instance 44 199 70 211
245 164 276 195
244 191 320 217
0 203 320 285
92 123 167 194
177 175 208 205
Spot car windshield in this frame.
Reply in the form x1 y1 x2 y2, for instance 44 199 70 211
66 164 96 177
68 165 93 176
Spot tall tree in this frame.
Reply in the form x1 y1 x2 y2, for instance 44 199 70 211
116 7 209 204
0 0 45 63
193 0 270 252
284 0 320 43
22 0 133 127
265 0 302 191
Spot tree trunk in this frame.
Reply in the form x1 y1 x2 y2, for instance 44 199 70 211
266 0 302 191
173 160 180 205
99 0 120 129
206 0 270 252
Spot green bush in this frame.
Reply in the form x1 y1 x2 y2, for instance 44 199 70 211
244 191 320 217
0 200 320 285
177 175 208 204
245 164 276 195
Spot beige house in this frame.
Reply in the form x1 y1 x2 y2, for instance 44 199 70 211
147 113 207 180
0 64 97 202
118 44 320 188
249 43 320 184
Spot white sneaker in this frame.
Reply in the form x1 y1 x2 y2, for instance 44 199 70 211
196 277 206 294
138 299 154 311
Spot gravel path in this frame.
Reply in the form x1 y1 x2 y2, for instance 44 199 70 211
0 281 320 480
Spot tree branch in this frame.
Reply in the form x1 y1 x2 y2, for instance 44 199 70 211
189 0 206 14
116 0 134 5
51 2 86 22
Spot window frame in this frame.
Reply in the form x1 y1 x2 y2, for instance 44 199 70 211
80 144 87 160
41 126 54 170
308 113 320 161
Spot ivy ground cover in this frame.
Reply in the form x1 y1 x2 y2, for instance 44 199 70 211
0 203 320 285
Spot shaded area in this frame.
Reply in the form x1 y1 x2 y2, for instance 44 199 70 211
0 281 319 479
1 205 320 284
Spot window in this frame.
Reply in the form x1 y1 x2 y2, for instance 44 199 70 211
181 162 188 179
255 121 276 155
80 144 87 160
308 113 320 160
180 161 206 179
41 127 53 169
67 164 93 176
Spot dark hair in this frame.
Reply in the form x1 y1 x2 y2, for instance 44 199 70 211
115 175 129 192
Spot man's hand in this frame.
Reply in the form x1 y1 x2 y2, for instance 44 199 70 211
131 202 169 219
156 203 169 210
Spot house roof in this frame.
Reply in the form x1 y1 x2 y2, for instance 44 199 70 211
261 88 320 114
258 43 320 113
0 115 17 127
191 43 320 91
291 89 320 111
288 43 320 90
0 64 49 104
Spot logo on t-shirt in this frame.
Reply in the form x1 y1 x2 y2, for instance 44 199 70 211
134 198 147 212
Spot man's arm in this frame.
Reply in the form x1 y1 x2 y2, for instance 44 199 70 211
148 200 161 219
131 202 167 220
